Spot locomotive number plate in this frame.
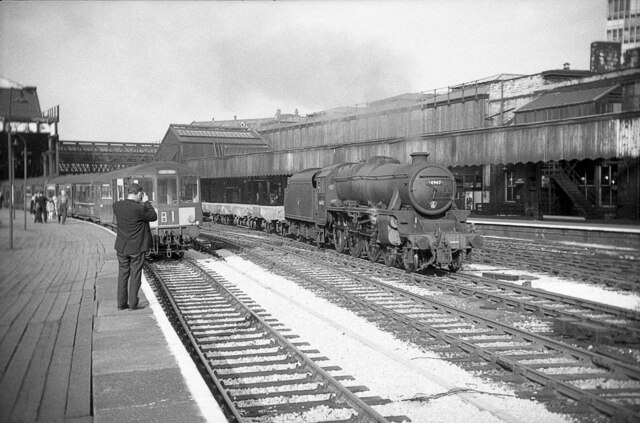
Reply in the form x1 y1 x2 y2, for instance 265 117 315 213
158 206 180 225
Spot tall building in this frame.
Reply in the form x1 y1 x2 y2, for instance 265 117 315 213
606 0 640 54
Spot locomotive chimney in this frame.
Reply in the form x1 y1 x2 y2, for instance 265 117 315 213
410 152 430 164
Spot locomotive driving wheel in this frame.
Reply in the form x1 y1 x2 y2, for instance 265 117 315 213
334 229 347 253
350 235 366 258
382 246 397 267
367 240 381 263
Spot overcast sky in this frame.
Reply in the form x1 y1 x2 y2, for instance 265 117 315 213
1 0 604 143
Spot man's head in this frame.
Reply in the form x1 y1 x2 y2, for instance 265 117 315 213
127 183 143 202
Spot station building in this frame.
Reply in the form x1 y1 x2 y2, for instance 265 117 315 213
0 78 60 181
157 43 640 221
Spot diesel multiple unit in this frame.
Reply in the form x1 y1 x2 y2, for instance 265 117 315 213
2 161 202 258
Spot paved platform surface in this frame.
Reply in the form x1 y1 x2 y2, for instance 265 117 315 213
469 216 640 249
0 208 226 422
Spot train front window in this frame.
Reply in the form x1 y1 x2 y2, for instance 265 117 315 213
158 177 178 205
180 175 198 203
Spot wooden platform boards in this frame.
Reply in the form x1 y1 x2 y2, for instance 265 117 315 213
0 208 226 422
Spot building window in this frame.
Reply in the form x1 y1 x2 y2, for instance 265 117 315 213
454 167 483 210
575 165 596 201
600 164 618 206
505 170 515 202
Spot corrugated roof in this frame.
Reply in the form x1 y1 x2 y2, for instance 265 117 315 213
176 129 258 139
515 85 619 113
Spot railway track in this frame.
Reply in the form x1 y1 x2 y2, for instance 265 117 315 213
199 227 640 346
145 258 407 422
476 237 640 292
290 247 640 345
198 226 640 422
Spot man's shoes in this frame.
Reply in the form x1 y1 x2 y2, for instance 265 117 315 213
129 304 145 310
117 305 128 310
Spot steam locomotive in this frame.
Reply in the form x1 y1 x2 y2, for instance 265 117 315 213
205 153 482 272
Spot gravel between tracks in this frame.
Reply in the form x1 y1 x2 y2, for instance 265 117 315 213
461 263 640 312
189 249 576 423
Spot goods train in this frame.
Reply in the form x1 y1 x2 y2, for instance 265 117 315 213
204 153 482 272
1 161 202 258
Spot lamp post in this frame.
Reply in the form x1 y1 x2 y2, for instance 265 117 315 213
6 87 14 249
13 135 28 230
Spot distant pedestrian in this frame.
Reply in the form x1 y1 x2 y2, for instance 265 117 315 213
112 183 157 310
30 193 37 220
58 190 68 224
52 194 59 221
34 192 44 223
37 193 49 223
47 195 56 221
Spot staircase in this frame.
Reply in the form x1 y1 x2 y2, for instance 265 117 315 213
542 163 602 219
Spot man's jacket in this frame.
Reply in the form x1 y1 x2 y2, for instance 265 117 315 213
113 200 158 255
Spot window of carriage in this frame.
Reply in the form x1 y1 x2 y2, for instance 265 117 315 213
180 175 198 203
157 176 178 205
78 184 90 202
101 183 111 199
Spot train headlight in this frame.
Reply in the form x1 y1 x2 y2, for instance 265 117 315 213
416 236 430 250
186 225 200 238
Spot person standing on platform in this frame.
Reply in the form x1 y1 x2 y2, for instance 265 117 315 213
37 193 49 223
47 194 56 221
112 183 157 310
34 192 45 223
51 194 59 221
58 190 68 224
30 192 37 221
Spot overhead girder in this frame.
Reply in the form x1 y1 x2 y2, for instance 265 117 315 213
57 141 159 174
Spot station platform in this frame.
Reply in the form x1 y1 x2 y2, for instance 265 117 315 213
469 216 640 249
0 208 226 422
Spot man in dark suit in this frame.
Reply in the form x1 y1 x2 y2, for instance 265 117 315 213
113 183 158 310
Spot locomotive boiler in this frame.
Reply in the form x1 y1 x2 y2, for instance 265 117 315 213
284 152 482 271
